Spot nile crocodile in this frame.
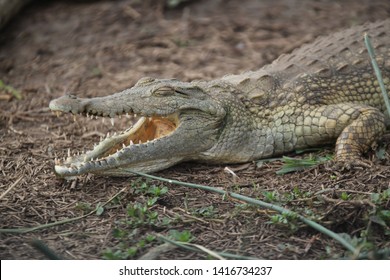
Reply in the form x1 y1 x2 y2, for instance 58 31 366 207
49 20 390 177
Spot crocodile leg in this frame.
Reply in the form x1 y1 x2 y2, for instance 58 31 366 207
334 105 386 160
297 104 386 160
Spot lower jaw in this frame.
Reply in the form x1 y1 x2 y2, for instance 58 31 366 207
62 114 178 160
55 156 184 178
54 114 180 177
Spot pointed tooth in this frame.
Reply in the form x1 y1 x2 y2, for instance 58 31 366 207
95 115 99 120
122 143 126 148
83 156 87 162
67 148 71 157
106 132 110 138
118 115 122 119
55 111 61 118
148 117 152 121
139 140 142 144
73 115 77 122
102 118 105 124
86 112 89 118
110 118 115 126
113 132 117 136
126 113 130 118
130 140 134 145
134 113 137 118
90 115 94 120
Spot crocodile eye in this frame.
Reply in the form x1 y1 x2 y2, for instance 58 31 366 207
135 77 155 86
65 94 78 99
153 86 175 96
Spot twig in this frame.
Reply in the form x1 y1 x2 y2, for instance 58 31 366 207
0 177 23 200
138 243 175 260
157 234 257 260
319 195 376 208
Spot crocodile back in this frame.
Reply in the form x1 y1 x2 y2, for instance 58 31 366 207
222 19 390 110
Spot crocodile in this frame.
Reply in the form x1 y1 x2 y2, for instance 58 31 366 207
49 20 390 177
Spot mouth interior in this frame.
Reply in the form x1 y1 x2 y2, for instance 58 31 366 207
102 115 178 158
53 112 179 165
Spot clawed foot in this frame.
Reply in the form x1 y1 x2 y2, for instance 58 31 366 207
324 157 373 172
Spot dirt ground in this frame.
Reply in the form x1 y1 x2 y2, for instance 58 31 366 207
1 0 390 260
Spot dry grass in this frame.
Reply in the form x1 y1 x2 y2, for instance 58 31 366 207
1 0 390 259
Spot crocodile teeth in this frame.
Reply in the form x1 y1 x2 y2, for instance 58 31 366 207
110 118 115 126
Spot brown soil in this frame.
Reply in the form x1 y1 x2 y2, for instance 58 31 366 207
1 0 390 260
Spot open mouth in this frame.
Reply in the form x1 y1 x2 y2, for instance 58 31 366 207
52 110 179 174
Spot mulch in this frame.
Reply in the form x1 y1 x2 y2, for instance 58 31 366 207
1 0 390 259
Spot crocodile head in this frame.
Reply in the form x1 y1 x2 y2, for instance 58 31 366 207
49 77 226 177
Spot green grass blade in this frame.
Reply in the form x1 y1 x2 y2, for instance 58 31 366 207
0 80 22 100
364 33 390 117
276 156 331 174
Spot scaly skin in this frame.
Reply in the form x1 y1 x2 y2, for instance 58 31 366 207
50 20 390 177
